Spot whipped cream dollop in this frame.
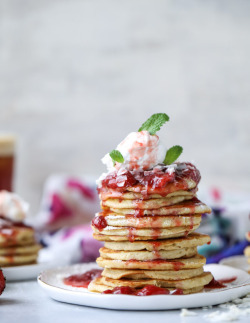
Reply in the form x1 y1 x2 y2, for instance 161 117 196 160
102 131 166 172
0 190 29 222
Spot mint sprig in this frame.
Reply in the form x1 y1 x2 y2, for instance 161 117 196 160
109 150 124 166
138 113 169 135
163 145 183 165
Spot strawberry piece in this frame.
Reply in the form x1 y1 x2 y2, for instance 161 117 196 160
0 269 6 296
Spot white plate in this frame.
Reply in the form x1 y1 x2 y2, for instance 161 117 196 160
220 255 249 272
2 250 69 281
38 263 250 310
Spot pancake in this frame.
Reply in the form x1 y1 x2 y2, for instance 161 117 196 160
102 267 204 280
104 233 210 251
125 177 198 196
98 163 201 196
0 252 38 266
96 254 206 270
88 277 204 294
100 188 197 201
244 246 250 257
99 271 213 290
0 243 41 256
93 230 196 242
92 224 200 240
100 246 197 261
102 195 194 210
98 213 202 229
109 198 211 216
0 226 36 247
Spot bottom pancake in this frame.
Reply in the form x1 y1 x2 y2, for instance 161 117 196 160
0 243 41 266
88 278 205 295
99 272 212 290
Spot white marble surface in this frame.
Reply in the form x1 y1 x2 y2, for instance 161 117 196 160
1 280 250 323
0 0 250 213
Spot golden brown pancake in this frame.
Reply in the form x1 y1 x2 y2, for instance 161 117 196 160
0 253 38 266
104 233 210 251
96 254 206 270
108 198 211 216
102 195 193 210
100 189 197 201
88 277 204 294
0 226 36 247
99 246 197 261
92 224 199 240
99 271 212 290
102 267 204 280
244 246 250 257
99 214 202 229
0 243 41 256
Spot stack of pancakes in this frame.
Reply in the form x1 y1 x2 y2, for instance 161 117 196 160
89 162 213 294
244 232 250 273
0 216 41 267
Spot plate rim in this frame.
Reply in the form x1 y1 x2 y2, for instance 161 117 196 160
37 262 250 310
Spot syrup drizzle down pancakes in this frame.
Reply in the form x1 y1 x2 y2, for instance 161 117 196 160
89 162 212 294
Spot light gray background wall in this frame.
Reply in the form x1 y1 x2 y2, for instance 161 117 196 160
0 0 250 213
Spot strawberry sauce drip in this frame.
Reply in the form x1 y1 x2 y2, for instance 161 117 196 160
152 228 161 240
128 227 137 242
205 278 226 289
190 216 194 230
172 261 184 271
98 163 200 194
0 215 32 229
218 276 237 284
63 269 102 288
102 285 170 296
133 209 145 217
151 241 161 259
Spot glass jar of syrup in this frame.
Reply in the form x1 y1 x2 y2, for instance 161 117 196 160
0 135 15 192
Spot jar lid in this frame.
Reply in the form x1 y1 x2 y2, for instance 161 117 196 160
0 134 16 156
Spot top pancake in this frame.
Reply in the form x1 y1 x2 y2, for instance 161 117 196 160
0 225 36 247
98 162 201 197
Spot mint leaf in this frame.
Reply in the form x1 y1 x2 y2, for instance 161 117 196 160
138 113 169 135
163 145 183 165
109 150 124 165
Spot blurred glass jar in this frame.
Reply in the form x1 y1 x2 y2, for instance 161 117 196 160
0 134 15 191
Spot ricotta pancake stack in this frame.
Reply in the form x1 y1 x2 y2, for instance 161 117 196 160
89 162 212 294
0 216 41 267
89 114 213 294
0 190 41 267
